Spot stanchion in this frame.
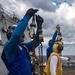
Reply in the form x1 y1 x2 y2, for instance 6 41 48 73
29 15 36 75
30 15 44 75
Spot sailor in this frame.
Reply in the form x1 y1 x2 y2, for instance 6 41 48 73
46 24 60 60
44 41 70 75
1 8 44 75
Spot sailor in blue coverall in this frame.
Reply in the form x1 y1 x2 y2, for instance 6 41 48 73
1 8 44 75
46 25 60 60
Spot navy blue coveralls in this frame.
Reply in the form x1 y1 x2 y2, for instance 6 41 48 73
46 30 58 60
1 16 40 75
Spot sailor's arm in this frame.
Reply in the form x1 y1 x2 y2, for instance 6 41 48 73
24 15 44 52
47 25 60 59
60 56 70 61
50 56 58 75
4 8 38 63
50 24 60 47
4 16 30 63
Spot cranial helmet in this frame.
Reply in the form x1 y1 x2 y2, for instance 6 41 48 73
6 25 17 40
53 41 63 53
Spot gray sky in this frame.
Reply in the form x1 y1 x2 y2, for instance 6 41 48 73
0 0 75 55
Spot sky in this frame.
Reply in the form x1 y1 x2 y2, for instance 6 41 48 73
0 0 75 55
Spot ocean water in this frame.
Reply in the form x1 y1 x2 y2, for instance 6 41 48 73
62 44 75 55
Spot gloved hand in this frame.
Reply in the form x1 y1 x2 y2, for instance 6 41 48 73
36 15 44 26
56 24 60 31
25 8 38 19
68 57 71 61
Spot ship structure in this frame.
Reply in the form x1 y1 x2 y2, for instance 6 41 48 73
0 4 31 45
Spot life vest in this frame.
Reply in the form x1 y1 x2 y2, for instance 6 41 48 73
1 44 32 75
43 52 62 75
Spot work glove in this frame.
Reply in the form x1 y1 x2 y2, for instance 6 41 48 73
36 15 44 42
25 8 38 19
68 57 71 61
56 24 60 32
36 15 44 26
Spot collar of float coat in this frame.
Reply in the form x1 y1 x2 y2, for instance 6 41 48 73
53 41 62 53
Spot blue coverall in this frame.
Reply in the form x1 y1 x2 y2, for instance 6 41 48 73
46 31 58 60
1 16 40 75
